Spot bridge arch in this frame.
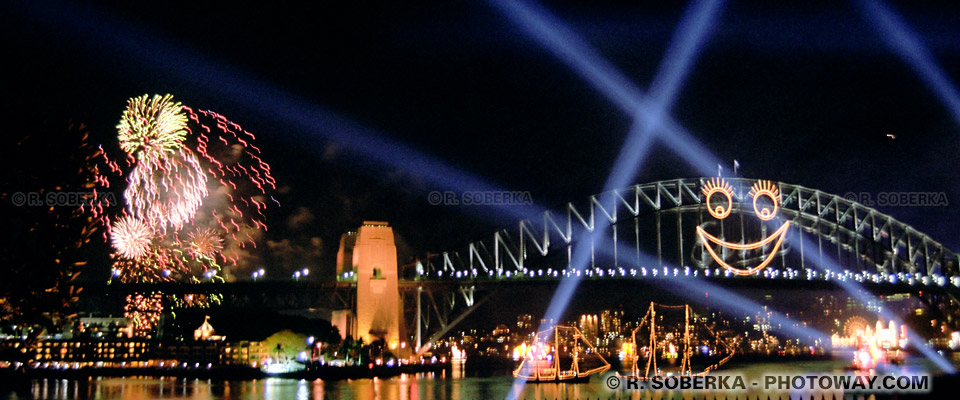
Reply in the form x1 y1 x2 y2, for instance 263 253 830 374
425 178 959 287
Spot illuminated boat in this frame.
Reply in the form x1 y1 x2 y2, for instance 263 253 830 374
846 344 903 370
513 326 610 383
261 359 306 375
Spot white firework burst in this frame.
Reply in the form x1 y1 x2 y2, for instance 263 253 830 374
124 148 208 231
111 216 154 259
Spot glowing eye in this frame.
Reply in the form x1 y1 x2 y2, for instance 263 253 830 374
749 180 780 221
702 178 733 219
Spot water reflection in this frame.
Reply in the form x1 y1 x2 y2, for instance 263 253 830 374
7 355 958 400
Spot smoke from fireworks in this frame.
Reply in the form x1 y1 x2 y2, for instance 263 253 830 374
110 216 153 259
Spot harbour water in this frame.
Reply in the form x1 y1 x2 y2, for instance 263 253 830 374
3 356 959 400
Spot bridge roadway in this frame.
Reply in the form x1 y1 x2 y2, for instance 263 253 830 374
82 274 956 310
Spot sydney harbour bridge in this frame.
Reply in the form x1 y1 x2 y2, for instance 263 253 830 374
94 177 960 353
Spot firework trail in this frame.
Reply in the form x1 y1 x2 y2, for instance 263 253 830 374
123 147 208 231
184 107 276 248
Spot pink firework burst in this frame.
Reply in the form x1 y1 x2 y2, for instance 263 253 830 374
188 228 223 259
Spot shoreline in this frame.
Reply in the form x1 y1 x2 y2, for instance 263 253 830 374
0 362 449 384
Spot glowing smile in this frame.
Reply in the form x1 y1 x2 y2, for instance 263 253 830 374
696 222 789 276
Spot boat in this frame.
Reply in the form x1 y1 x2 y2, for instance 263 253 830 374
845 345 904 371
513 325 610 382
630 302 735 379
260 358 306 375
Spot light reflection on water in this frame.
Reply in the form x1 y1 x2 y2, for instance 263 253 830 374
6 356 958 400
7 372 600 400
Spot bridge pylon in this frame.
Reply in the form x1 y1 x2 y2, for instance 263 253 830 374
335 221 403 354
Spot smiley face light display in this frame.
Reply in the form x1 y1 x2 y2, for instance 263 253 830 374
695 178 790 276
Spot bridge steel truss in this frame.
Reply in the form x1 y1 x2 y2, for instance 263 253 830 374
398 282 492 354
425 178 959 284
94 178 958 347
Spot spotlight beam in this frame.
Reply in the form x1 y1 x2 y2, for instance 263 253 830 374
858 0 960 126
496 1 726 396
651 277 832 344
488 0 646 115
512 0 725 334
607 0 725 192
648 0 725 113
591 236 834 344
794 234 957 373
497 0 955 375
489 0 723 177
499 0 724 335
6 0 558 227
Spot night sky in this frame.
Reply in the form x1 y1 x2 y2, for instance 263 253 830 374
3 0 959 282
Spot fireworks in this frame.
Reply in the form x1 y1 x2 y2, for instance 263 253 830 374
117 94 188 159
172 293 223 309
188 228 223 259
97 93 276 290
110 245 187 284
91 93 279 336
124 293 163 337
185 107 276 246
123 148 208 231
110 216 153 259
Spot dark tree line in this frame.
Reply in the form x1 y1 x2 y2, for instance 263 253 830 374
0 119 102 343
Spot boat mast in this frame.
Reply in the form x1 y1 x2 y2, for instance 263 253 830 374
645 301 656 378
572 329 579 376
681 304 691 375
535 331 541 381
554 325 559 378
